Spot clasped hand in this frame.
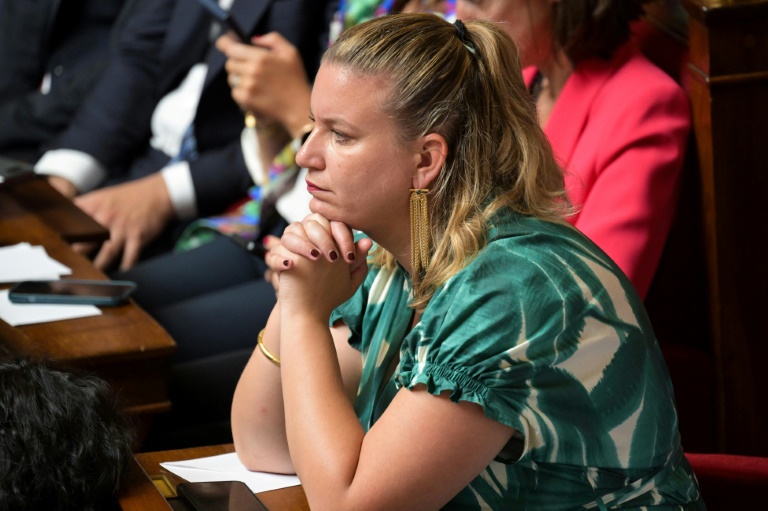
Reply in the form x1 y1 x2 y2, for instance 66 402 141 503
266 214 372 320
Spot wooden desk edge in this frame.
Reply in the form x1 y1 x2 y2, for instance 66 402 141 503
124 445 309 511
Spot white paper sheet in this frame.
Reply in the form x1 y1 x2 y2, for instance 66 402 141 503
0 243 72 283
0 289 101 326
160 452 300 494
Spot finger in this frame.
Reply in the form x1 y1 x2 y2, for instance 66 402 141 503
282 220 308 238
351 237 374 273
265 244 296 272
93 240 122 271
120 236 142 272
224 58 238 75
349 255 369 290
249 31 288 52
215 33 239 55
264 269 279 293
71 241 99 256
304 219 339 262
262 235 281 251
330 221 356 263
302 212 331 230
224 38 270 62
280 231 322 261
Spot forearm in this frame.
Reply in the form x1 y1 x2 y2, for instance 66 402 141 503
279 89 312 141
231 304 294 473
280 313 365 508
255 128 291 175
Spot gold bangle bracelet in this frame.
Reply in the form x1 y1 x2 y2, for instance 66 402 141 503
257 329 281 367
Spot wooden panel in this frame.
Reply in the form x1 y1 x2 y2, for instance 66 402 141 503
682 0 768 455
632 9 717 452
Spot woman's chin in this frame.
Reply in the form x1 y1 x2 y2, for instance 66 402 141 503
308 200 347 225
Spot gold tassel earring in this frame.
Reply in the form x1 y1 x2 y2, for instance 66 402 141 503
410 188 430 282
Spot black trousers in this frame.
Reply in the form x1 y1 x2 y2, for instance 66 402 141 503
116 235 279 448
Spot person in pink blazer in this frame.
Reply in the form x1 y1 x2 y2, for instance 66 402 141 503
457 0 690 299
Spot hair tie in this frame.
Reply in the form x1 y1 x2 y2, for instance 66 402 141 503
453 19 476 55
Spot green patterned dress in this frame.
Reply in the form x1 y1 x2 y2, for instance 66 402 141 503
331 211 705 510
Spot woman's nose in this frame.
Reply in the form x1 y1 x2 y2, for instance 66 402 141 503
296 128 321 170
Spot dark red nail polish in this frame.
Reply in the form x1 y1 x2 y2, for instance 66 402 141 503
347 252 356 261
310 249 320 257
329 251 338 261
283 259 290 267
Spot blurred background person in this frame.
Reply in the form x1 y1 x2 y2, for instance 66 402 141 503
34 0 334 271
0 0 129 163
457 0 690 299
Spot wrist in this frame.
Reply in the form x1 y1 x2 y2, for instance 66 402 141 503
47 175 78 199
283 92 313 140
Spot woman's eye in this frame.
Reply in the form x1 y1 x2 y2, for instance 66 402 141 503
332 130 350 143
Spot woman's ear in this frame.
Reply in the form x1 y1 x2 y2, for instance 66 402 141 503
412 133 448 189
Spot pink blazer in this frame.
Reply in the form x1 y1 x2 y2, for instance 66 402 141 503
524 42 690 299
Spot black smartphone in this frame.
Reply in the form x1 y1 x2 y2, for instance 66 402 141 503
8 279 137 306
177 481 269 511
198 0 249 42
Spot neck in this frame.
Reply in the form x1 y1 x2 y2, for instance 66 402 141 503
389 239 414 277
537 47 573 101
366 225 414 276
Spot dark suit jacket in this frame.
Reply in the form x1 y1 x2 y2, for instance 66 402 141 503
0 0 127 162
50 0 335 216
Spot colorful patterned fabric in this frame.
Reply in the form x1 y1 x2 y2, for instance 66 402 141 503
175 0 394 253
331 211 704 510
175 141 300 252
176 1 453 253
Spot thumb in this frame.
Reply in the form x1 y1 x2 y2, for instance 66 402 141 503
215 33 239 54
250 31 292 53
356 237 373 261
349 238 373 289
349 260 369 292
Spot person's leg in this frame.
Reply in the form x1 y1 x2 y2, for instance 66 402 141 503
143 349 254 450
116 236 265 311
152 278 276 362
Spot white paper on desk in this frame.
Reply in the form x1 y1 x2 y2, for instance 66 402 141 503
0 289 101 326
160 452 300 494
0 243 72 283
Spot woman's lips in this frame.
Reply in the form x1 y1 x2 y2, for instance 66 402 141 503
306 179 327 192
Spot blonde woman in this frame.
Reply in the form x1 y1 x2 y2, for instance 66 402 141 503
232 14 703 510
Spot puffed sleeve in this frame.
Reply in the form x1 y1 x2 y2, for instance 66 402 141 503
329 266 375 351
395 233 649 464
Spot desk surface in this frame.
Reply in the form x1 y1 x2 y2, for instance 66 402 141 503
0 178 176 416
123 445 309 511
2 176 109 243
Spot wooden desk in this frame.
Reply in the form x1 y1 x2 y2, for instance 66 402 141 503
0 178 176 420
2 176 109 243
122 445 309 511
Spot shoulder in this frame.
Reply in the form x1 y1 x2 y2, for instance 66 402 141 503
432 214 630 312
583 43 688 117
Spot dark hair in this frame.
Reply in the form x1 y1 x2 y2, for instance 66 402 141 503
552 0 651 63
0 357 135 511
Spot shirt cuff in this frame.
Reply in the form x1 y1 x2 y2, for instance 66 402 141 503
161 162 198 220
34 149 107 193
240 126 266 185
